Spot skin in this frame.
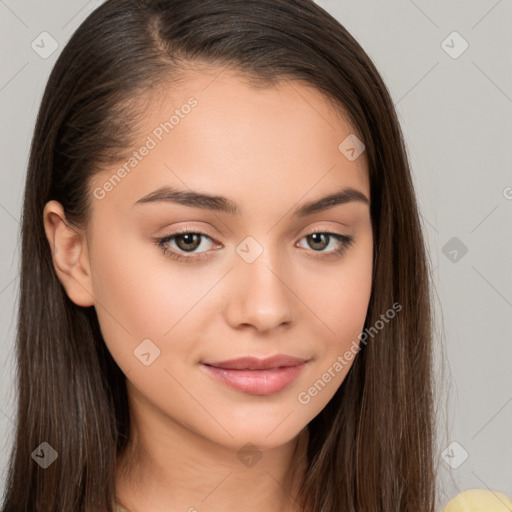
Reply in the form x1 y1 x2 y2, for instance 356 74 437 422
43 68 373 512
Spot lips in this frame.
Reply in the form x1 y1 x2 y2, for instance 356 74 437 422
201 355 308 395
204 355 308 370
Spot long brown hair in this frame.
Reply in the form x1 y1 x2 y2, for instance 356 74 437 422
2 0 437 510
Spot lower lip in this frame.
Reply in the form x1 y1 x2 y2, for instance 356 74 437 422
201 363 307 395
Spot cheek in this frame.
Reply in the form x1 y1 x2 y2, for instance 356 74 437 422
310 283 371 385
89 229 207 363
329 272 372 341
293 250 373 413
309 236 373 348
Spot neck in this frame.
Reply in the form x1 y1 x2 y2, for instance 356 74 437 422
115 418 309 512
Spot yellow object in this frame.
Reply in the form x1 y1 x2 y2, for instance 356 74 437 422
444 489 512 512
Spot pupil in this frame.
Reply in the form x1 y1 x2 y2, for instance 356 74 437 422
309 233 328 250
178 233 200 251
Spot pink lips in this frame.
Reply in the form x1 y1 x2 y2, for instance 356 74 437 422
201 355 308 395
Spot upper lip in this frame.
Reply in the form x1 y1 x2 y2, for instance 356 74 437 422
203 355 308 370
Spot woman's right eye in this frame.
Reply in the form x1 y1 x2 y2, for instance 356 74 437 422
154 231 216 263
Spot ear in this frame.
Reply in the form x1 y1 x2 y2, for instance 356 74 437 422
42 200 94 307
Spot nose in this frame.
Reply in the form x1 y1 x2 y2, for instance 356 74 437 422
224 248 296 333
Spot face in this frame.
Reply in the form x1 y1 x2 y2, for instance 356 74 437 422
45 68 373 452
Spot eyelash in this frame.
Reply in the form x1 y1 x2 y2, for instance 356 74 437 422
153 227 354 263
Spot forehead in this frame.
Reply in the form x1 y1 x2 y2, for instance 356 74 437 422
149 67 361 146
89 68 369 217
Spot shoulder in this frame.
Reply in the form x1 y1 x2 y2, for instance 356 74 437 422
444 489 512 511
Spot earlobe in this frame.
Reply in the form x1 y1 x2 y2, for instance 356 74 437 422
42 200 95 307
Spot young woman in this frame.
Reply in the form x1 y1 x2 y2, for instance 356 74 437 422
1 0 436 511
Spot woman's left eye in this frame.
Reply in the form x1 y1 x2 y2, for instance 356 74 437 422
154 229 354 263
296 231 354 260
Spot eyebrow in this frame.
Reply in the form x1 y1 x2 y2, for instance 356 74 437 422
133 185 370 217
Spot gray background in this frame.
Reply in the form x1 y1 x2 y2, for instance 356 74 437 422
1 0 511 510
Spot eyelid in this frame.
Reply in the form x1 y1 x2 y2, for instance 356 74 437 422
156 226 218 248
157 223 350 244
154 223 354 263
299 224 345 235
